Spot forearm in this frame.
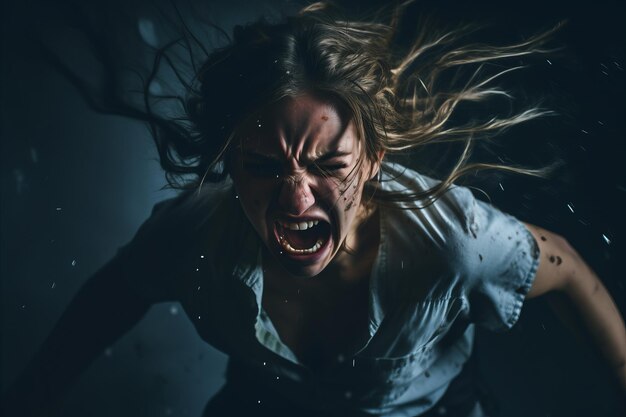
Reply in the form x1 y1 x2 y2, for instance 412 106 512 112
564 262 626 390
2 259 152 416
524 223 626 392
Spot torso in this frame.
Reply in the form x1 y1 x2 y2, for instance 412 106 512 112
261 207 380 369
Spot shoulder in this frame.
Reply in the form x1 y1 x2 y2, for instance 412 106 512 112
378 162 538 293
117 181 238 301
379 162 479 255
146 181 233 226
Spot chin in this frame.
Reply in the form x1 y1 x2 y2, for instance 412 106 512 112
281 263 324 279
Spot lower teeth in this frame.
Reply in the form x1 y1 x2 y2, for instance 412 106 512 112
279 237 324 254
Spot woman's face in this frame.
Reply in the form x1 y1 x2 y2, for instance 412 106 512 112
229 93 379 278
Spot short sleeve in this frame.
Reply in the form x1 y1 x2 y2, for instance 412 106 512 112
452 191 540 332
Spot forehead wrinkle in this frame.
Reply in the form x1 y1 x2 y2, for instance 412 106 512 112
263 95 356 166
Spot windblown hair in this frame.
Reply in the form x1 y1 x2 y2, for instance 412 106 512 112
52 1 560 206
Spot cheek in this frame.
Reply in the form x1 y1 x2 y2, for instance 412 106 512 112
340 176 364 212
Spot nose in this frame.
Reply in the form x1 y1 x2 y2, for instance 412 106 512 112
278 175 315 216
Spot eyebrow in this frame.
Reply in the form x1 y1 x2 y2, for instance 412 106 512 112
241 150 351 163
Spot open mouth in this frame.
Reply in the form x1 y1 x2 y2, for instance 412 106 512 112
274 219 332 256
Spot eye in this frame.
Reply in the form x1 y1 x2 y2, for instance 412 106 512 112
311 163 348 176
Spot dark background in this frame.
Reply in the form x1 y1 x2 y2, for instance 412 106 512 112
1 0 625 416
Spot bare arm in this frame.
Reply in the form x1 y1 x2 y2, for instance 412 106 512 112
524 223 626 392
2 257 153 417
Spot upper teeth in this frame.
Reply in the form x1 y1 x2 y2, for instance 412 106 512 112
281 220 319 231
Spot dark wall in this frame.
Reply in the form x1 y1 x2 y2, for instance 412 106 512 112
1 0 625 416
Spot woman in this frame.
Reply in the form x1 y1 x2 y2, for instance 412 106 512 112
4 2 625 416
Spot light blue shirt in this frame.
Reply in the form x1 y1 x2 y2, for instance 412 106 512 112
118 162 539 416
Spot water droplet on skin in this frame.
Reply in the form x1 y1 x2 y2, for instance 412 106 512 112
276 376 280 380
235 195 239 199
263 362 267 366
197 315 201 320
196 268 199 272
200 255 205 258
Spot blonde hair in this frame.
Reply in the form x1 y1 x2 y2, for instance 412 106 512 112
137 1 560 206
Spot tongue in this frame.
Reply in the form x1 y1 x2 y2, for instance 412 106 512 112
284 227 321 249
